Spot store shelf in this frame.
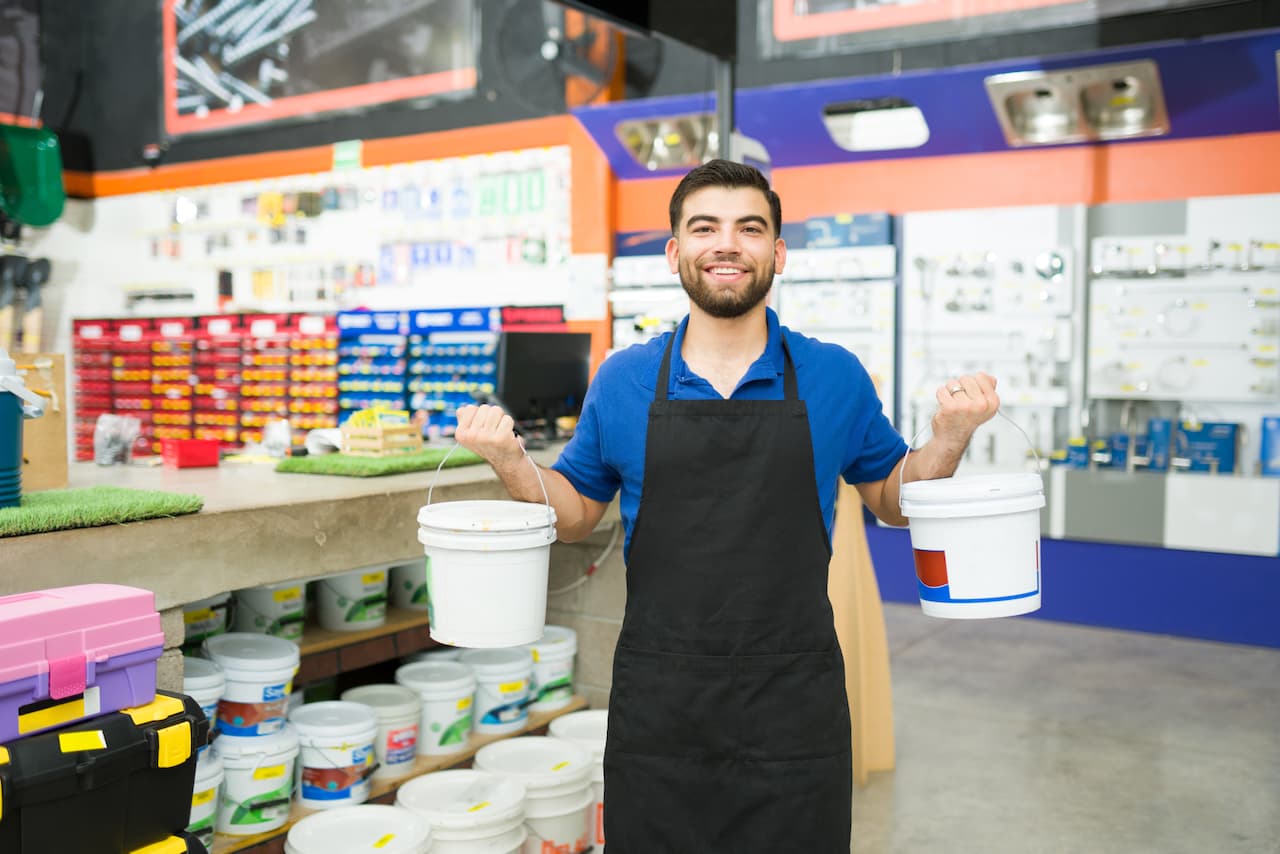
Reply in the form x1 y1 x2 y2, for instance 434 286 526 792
209 695 590 854
294 606 435 684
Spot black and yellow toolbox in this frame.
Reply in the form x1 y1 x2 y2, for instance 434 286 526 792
0 690 210 854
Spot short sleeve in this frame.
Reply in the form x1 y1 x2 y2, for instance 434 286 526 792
552 369 621 503
841 361 908 485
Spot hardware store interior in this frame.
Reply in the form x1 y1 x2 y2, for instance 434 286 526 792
0 1 1277 852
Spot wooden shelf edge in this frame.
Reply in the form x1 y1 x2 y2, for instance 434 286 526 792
210 695 591 854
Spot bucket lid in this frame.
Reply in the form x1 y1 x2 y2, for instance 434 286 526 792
548 710 608 756
340 684 422 719
395 661 476 693
527 625 577 655
204 632 300 670
474 736 592 790
417 500 556 533
900 472 1044 505
286 805 431 854
289 701 379 738
194 748 224 786
458 648 534 674
214 724 300 761
396 769 526 830
182 656 225 690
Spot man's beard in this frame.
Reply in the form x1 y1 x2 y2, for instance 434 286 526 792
679 257 775 319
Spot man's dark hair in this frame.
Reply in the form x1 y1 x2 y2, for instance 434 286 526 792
668 159 782 237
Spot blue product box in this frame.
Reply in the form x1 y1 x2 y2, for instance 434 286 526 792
1261 416 1280 477
1146 418 1172 471
1176 421 1239 474
804 213 893 248
1108 432 1129 469
1064 437 1090 469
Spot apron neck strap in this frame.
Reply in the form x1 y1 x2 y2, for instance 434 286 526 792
655 326 798 402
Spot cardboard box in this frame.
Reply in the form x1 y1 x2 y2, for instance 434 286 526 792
18 352 68 492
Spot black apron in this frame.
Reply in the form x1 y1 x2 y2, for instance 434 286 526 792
602 331 853 853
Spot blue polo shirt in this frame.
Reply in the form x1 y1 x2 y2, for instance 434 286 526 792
553 309 907 559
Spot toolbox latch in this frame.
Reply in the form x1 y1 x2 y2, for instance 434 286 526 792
48 654 87 700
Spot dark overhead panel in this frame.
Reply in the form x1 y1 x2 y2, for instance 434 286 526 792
554 0 738 59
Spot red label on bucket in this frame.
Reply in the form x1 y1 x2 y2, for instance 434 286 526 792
913 549 949 588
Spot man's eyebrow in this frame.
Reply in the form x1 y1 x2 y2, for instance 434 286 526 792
685 214 769 228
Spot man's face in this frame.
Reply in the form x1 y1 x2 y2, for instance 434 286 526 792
667 186 786 319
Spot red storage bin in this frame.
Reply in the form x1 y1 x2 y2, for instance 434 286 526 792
160 439 219 468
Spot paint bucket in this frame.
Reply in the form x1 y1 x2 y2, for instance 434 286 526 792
395 660 477 755
0 347 45 509
417 453 557 647
284 805 432 854
340 684 422 780
186 746 224 851
900 413 1045 619
474 736 593 854
289 701 380 809
458 648 533 736
316 566 389 632
548 710 608 853
182 655 225 732
204 633 300 737
396 769 528 854
391 559 431 612
214 724 300 836
525 625 577 712
233 580 307 641
183 592 232 649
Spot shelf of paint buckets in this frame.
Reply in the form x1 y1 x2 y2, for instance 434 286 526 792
293 605 437 685
208 694 590 854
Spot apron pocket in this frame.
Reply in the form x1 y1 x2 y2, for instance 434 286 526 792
609 646 739 758
735 649 850 760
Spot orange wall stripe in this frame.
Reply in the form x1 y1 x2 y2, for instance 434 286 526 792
569 117 614 256
616 131 1280 232
62 116 574 198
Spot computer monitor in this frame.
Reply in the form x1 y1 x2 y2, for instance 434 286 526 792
496 331 591 439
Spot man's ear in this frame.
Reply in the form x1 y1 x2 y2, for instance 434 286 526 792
775 238 787 275
666 235 680 274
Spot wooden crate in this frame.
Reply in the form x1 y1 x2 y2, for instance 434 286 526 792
340 408 423 457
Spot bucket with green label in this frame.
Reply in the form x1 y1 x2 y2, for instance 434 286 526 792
233 580 307 641
214 725 300 836
391 559 431 612
317 567 388 632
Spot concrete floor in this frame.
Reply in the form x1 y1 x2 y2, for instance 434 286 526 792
852 604 1280 854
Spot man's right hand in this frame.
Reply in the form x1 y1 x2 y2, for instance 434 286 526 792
454 404 525 467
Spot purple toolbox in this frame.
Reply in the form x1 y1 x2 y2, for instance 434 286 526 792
0 584 164 743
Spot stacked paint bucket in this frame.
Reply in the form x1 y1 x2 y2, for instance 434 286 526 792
549 710 609 853
314 564 391 632
472 736 595 854
202 631 302 837
0 584 210 854
232 579 307 642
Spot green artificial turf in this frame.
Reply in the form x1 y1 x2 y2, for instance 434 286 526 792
0 486 204 538
274 445 486 477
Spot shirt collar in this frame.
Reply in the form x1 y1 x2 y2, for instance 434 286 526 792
642 307 791 393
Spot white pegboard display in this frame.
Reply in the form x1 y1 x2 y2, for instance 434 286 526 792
1086 194 1280 404
776 247 897 414
901 206 1085 458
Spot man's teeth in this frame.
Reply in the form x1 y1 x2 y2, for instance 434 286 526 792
711 267 741 274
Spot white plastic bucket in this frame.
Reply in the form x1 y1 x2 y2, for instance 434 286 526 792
316 566 389 632
417 499 557 648
214 724 300 836
233 580 307 641
182 655 225 731
289 701 380 809
549 710 608 853
474 736 593 854
284 804 432 854
525 625 577 712
341 684 422 780
183 591 231 647
391 559 431 612
901 472 1045 619
187 747 224 851
397 769 528 854
204 633 300 737
458 648 533 736
395 660 477 755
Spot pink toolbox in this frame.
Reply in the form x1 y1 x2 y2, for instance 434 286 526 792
0 584 164 744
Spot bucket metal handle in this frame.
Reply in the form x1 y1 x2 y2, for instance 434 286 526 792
898 409 1043 512
427 441 554 526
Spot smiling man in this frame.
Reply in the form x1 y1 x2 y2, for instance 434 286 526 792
455 159 999 852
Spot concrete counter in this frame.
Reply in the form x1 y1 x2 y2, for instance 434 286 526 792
1 445 569 608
